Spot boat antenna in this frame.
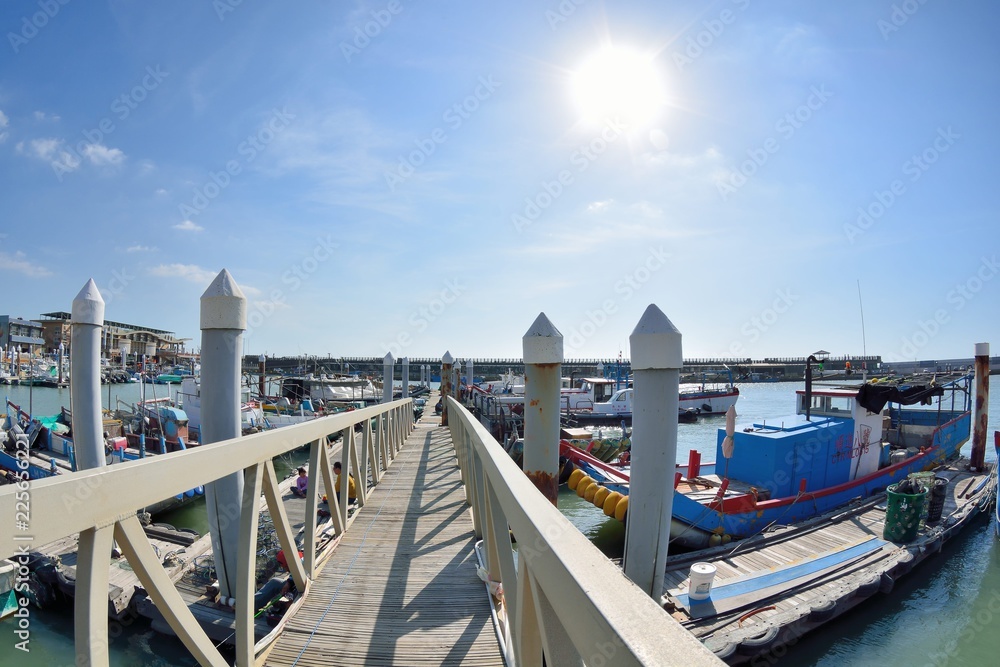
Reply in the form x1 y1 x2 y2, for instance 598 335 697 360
857 279 868 382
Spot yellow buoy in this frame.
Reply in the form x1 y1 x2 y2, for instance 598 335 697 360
614 496 629 522
721 534 732 544
593 487 610 508
603 491 622 516
708 534 722 547
576 477 594 498
584 482 600 502
567 468 585 490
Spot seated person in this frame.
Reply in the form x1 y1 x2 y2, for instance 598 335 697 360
333 461 357 505
253 576 293 612
291 467 308 497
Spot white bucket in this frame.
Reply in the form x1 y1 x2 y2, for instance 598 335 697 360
688 562 717 600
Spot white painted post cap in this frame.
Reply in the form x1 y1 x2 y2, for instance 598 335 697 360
71 279 105 326
523 312 563 364
442 351 454 364
975 342 990 356
384 352 394 364
200 269 247 330
630 304 682 370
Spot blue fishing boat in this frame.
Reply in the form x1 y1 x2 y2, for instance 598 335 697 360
566 373 973 549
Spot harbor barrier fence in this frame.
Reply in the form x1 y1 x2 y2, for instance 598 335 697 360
445 395 722 666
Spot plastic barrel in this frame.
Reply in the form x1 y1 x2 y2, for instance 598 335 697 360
883 483 928 543
925 476 949 523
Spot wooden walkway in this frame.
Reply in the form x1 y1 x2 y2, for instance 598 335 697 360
262 412 505 667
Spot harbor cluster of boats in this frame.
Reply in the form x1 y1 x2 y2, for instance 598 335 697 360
463 363 998 663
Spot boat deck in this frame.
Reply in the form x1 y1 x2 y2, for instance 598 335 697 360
661 461 996 664
261 412 504 666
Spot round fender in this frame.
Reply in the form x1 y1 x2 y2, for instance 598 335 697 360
736 626 780 656
855 574 880 599
807 598 837 623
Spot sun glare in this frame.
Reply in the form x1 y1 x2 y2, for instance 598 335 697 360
570 47 665 128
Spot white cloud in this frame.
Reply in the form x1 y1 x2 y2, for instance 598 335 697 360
126 244 156 253
33 110 60 122
587 199 614 213
0 110 8 143
173 219 204 232
82 143 125 166
149 263 216 284
155 188 168 196
630 201 662 218
0 251 53 277
19 137 81 172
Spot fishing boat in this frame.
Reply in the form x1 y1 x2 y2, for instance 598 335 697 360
560 374 739 417
0 399 202 514
995 431 1000 538
278 374 381 404
565 372 974 549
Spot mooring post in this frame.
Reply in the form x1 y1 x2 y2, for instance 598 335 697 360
70 280 115 667
454 360 462 403
441 352 453 426
522 313 562 506
258 354 266 398
200 269 247 600
623 304 681 598
58 341 65 385
382 352 394 404
402 357 409 399
71 280 107 471
467 358 475 401
970 342 990 471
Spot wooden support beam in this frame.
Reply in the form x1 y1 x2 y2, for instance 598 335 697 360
304 441 322 576
262 460 307 591
114 516 227 667
75 524 115 667
235 462 264 667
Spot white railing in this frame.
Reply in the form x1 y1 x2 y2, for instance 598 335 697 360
0 398 413 667
446 396 722 666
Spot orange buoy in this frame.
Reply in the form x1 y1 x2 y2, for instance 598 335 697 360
576 477 595 498
603 491 623 516
584 482 600 503
567 468 585 490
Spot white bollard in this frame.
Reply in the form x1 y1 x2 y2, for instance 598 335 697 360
200 269 247 599
382 352 394 404
402 357 409 399
623 304 681 598
70 280 106 471
522 313 563 505
467 358 474 395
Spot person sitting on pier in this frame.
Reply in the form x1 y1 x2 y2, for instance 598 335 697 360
254 575 294 613
333 461 357 505
291 466 308 497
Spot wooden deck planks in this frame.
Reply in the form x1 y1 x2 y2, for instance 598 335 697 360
263 416 504 667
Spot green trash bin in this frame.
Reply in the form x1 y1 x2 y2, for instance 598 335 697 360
883 482 928 543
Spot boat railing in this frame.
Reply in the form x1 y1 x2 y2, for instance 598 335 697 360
445 395 721 666
0 397 414 667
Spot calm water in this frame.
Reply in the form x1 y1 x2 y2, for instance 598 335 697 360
3 381 998 665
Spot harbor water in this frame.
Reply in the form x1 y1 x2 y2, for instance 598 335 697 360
2 381 999 665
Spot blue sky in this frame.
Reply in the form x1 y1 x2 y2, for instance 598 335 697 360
1 0 997 362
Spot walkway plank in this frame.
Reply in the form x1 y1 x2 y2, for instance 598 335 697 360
263 414 504 667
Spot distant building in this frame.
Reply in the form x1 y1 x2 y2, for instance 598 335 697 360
37 312 191 362
0 315 45 353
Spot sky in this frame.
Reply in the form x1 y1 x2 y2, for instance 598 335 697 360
1 0 997 362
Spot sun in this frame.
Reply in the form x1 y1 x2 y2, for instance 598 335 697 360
570 47 665 128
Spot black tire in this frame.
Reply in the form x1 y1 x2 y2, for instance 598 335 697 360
152 523 176 531
712 642 738 660
736 626 780 656
807 598 838 623
855 574 880 599
892 553 915 577
879 572 895 594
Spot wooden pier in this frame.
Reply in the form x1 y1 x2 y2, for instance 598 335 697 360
260 407 503 666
